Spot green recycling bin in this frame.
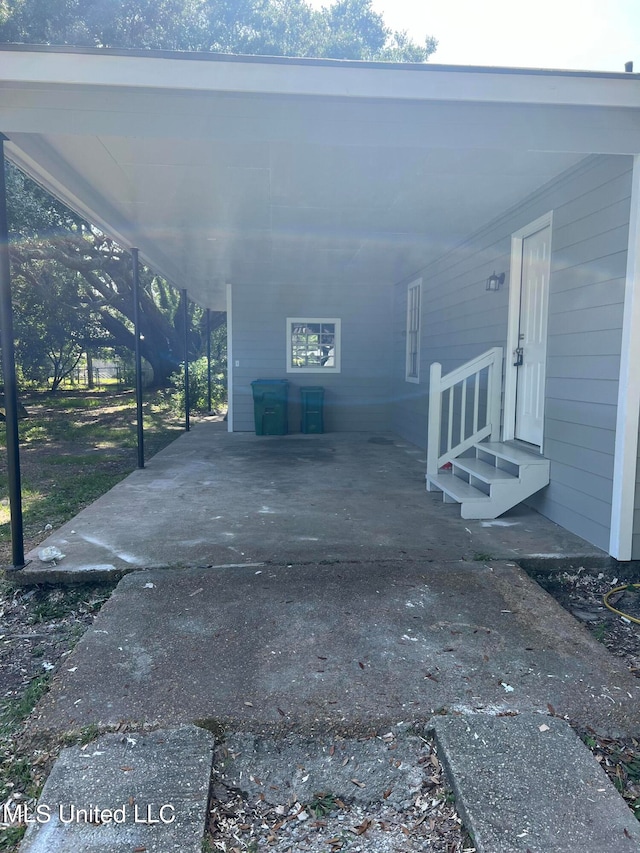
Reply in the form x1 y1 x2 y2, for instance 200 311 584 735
300 386 324 434
251 379 289 435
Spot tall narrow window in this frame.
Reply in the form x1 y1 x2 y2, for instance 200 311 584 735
405 279 421 382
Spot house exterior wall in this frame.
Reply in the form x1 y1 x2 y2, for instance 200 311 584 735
392 155 633 553
230 278 394 433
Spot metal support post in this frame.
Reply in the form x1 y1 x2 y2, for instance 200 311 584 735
132 248 144 468
206 308 212 413
183 289 190 432
0 135 26 568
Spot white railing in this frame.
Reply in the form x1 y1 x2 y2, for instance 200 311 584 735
427 347 503 480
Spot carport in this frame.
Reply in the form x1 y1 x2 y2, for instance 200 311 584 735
1 44 640 567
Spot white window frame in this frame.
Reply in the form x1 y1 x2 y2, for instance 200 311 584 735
405 279 421 383
286 317 342 374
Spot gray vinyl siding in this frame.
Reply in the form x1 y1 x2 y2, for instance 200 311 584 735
231 279 393 432
392 154 633 553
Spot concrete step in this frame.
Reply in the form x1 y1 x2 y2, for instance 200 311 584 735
433 713 640 853
18 725 214 853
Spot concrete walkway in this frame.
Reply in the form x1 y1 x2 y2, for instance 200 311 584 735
13 426 640 852
30 559 639 737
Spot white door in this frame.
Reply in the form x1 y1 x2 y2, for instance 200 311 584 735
514 224 551 446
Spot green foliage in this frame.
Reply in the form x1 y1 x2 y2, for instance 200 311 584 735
0 825 26 851
79 723 101 746
307 791 338 818
170 321 227 412
0 674 50 736
0 0 437 63
171 356 227 414
473 552 493 562
13 265 94 391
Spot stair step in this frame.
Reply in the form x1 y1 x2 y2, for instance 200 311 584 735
427 471 491 503
477 441 548 467
453 458 518 485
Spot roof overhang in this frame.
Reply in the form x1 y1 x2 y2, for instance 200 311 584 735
2 44 640 309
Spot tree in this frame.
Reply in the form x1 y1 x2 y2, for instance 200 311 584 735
13 264 93 390
7 163 224 387
0 0 437 62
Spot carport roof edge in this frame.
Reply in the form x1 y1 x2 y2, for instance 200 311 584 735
2 42 640 109
1 44 640 309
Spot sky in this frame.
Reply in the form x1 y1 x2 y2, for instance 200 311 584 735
310 0 640 72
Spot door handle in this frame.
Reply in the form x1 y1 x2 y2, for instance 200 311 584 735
514 347 524 367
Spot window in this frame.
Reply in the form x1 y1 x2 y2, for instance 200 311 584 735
286 318 341 373
405 279 421 382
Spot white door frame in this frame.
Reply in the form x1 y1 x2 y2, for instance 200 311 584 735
226 281 234 432
503 211 553 447
610 155 640 560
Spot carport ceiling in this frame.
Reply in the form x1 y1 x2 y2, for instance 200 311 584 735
2 46 640 310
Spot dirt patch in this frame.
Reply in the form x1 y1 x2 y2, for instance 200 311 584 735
530 566 640 679
529 565 640 824
206 730 471 852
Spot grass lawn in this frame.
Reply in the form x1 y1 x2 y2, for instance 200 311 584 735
0 388 186 851
0 388 185 566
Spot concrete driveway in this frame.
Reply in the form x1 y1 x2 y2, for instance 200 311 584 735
21 423 606 581
16 423 639 737
18 424 640 853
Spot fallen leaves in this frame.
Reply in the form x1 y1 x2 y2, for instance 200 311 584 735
352 817 372 835
204 738 473 852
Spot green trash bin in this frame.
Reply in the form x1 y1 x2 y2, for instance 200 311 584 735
300 386 324 434
251 379 289 435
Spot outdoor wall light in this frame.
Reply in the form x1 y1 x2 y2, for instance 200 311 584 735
486 271 505 291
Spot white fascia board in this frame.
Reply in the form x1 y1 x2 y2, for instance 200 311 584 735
610 154 640 561
1 47 640 109
226 282 233 433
